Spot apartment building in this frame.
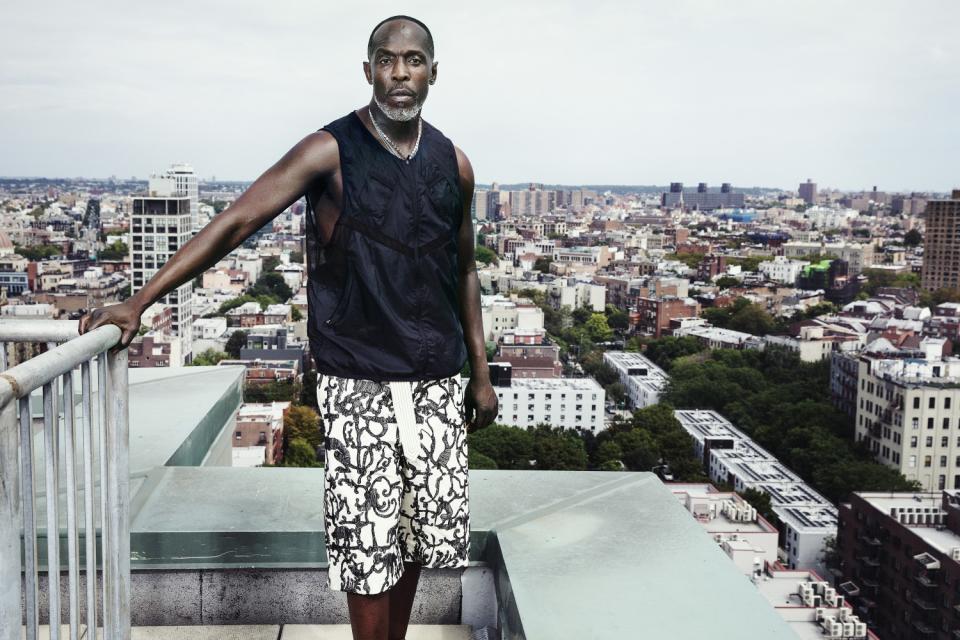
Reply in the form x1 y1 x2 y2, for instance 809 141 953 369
921 190 960 292
131 193 193 363
603 351 669 409
836 490 960 638
675 409 838 575
492 376 605 433
851 337 960 491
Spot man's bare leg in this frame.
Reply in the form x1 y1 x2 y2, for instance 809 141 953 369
388 561 423 640
347 590 390 640
345 561 422 640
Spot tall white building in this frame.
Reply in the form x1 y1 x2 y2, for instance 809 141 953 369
131 194 194 364
149 163 199 234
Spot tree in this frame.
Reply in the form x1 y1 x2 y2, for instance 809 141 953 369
225 330 247 358
606 309 630 331
612 429 658 471
189 349 229 366
533 256 553 274
291 306 303 321
643 336 704 371
475 246 498 265
903 228 922 247
469 450 498 469
13 243 61 261
249 272 292 302
819 535 842 573
219 295 258 314
244 380 296 403
299 369 319 408
605 381 626 406
594 440 623 466
738 487 776 525
715 275 740 289
98 239 129 261
284 405 323 450
262 255 281 273
728 303 775 336
530 424 589 470
468 424 535 470
282 437 321 467
584 313 614 343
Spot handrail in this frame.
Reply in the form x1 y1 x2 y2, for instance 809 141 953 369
0 320 81 344
0 326 119 403
0 321 130 640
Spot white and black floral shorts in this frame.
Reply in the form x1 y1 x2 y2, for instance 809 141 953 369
316 373 471 594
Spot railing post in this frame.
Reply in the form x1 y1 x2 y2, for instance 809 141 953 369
0 394 19 640
104 349 129 640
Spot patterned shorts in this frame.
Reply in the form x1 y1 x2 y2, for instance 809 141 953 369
316 373 471 594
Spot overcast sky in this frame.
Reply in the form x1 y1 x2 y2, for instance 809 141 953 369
2 1 958 192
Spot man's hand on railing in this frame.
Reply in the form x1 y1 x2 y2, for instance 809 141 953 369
78 300 144 351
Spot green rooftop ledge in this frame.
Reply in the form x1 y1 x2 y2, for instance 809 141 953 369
27 366 800 639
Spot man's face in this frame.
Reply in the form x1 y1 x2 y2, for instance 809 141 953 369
364 20 437 121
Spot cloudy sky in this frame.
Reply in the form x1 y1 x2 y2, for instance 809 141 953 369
2 1 958 192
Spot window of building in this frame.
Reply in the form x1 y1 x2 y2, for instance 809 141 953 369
911 436 919 447
947 397 953 409
925 456 933 468
928 417 935 429
914 396 921 409
235 431 242 440
945 417 951 429
941 456 948 467
927 436 934 447
930 397 937 409
909 455 917 468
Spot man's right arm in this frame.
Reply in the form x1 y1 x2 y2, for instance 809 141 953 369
79 130 339 347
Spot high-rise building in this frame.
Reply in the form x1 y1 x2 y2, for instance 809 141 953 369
798 179 817 205
150 163 199 233
472 189 489 221
921 190 960 292
131 194 194 364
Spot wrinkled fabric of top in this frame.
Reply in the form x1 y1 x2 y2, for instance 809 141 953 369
304 111 468 382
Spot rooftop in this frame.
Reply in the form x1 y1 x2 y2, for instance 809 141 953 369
15 363 803 639
500 377 603 391
858 491 960 556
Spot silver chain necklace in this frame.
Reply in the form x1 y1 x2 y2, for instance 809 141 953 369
368 109 422 164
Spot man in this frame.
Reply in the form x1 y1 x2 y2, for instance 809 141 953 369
79 15 498 640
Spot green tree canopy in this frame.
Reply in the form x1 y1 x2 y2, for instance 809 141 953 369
189 349 228 366
225 330 247 358
282 437 321 467
475 246 498 265
284 405 323 450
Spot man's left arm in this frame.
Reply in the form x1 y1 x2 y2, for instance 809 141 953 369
454 146 498 433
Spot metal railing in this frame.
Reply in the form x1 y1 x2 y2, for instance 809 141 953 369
0 320 129 640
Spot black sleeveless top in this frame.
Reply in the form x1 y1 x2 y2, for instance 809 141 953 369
303 111 468 381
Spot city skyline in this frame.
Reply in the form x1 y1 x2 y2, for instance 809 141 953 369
3 1 958 191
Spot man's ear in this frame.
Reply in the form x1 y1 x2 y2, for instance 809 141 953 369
363 61 373 85
430 61 438 85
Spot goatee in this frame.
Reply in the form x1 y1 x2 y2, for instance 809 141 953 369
373 94 422 122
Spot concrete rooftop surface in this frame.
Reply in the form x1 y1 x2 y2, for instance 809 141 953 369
24 366 801 639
